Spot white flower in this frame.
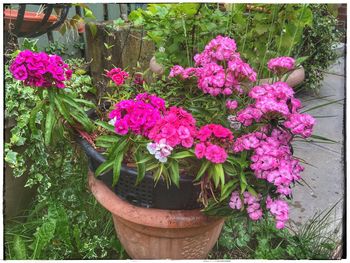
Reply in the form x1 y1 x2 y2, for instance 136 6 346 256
147 142 157 155
108 117 117 126
159 46 165 53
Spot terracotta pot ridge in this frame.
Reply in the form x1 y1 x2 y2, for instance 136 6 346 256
88 171 221 229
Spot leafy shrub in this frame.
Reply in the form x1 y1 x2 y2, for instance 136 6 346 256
294 4 342 93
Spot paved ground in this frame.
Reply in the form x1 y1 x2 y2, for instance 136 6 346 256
289 57 345 236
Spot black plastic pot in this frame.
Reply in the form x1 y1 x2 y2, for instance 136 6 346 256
77 107 201 210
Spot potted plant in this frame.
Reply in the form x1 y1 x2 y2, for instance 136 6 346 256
76 35 316 259
8 35 317 259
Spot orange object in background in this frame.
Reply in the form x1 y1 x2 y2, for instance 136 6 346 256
4 9 58 33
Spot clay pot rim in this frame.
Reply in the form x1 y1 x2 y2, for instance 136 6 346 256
88 171 223 229
4 9 58 23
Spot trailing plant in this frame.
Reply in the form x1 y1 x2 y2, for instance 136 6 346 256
5 144 128 259
5 39 95 192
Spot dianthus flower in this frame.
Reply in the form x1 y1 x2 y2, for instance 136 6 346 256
147 139 173 163
226 100 238 110
169 35 257 96
108 93 165 136
195 124 233 164
9 50 72 88
267 56 295 75
106 68 129 86
237 82 314 129
239 128 304 196
266 196 289 229
283 113 315 138
148 106 197 148
229 191 242 210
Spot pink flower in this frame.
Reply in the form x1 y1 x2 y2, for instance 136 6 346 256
195 143 206 159
226 100 238 110
148 106 197 149
169 65 184 78
266 196 289 229
106 67 129 86
205 144 228 164
267 56 295 75
283 113 315 138
229 191 242 210
114 119 128 135
9 50 71 88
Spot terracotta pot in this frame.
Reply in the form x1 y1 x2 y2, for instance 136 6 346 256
88 171 225 259
149 56 165 76
260 67 305 87
4 9 58 33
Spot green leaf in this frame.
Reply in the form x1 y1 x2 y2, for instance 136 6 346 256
13 235 27 259
29 101 44 134
84 7 96 19
44 105 56 147
74 98 96 109
220 179 239 201
95 120 115 133
169 159 180 188
195 160 211 181
171 150 194 159
309 134 338 143
112 153 124 186
58 94 86 114
95 159 114 176
109 137 129 158
70 110 94 132
54 96 74 125
95 135 121 144
213 163 225 188
247 185 258 197
240 172 248 194
135 149 146 185
31 219 56 259
301 99 343 113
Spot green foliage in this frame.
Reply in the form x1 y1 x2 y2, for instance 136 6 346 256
294 4 342 93
5 145 129 259
209 204 341 259
129 4 313 78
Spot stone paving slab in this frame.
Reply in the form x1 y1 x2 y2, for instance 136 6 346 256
289 57 345 233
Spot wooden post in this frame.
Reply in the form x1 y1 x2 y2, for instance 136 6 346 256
85 22 155 98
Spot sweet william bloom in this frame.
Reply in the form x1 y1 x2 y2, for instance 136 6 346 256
268 56 295 75
195 143 206 159
229 191 242 210
10 50 71 88
169 65 184 78
283 113 315 138
107 67 129 86
205 144 228 164
226 100 238 110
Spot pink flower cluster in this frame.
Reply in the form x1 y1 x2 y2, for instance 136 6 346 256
266 196 289 229
234 128 304 196
147 139 173 163
108 93 165 136
267 56 295 75
229 191 263 221
9 50 72 88
195 124 233 163
169 35 257 96
236 82 315 138
148 106 197 148
106 68 129 86
226 100 238 110
284 113 316 138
